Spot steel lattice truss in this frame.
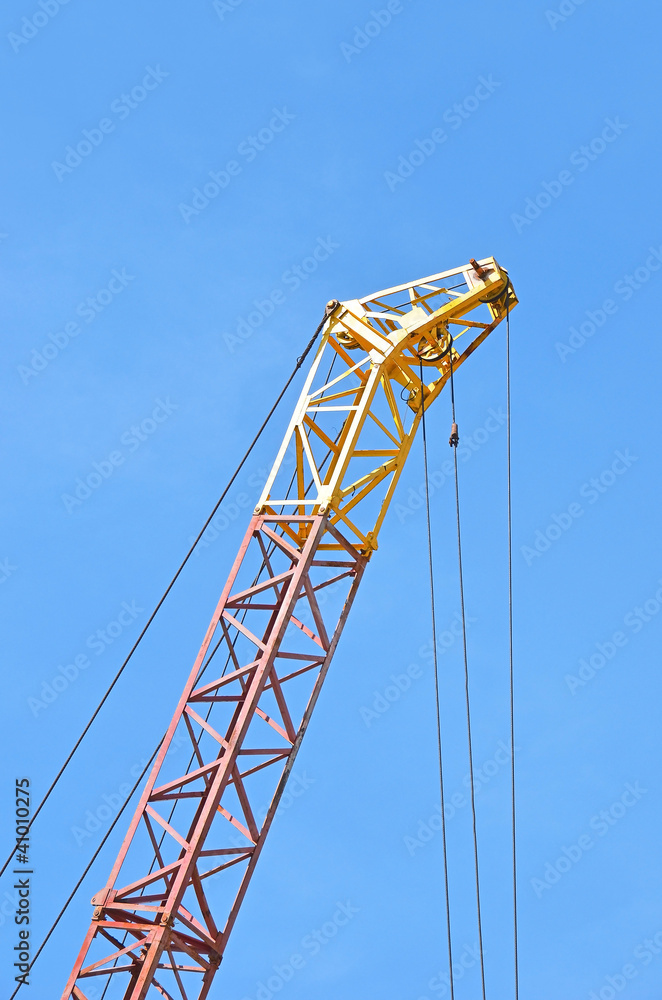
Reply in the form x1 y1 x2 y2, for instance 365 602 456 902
62 258 516 1000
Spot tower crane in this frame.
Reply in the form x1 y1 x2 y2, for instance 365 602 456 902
61 257 517 1000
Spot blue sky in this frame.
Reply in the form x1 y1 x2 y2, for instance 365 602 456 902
2 0 662 997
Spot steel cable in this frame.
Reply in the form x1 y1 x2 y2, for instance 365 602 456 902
8 743 162 1000
0 307 332 882
506 286 520 1000
448 348 488 1000
419 360 456 1000
73 349 340 996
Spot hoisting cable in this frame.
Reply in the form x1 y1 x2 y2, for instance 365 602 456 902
133 353 341 891
11 346 339 995
448 346 488 1000
505 283 520 1000
98 406 344 996
0 304 336 883
8 741 163 1000
98 360 341 997
11 514 291 997
419 359 456 1000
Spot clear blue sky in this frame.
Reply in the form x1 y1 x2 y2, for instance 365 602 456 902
2 1 662 997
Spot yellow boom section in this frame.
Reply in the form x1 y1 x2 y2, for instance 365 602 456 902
257 257 517 555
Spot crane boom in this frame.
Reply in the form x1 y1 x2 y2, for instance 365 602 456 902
62 258 516 1000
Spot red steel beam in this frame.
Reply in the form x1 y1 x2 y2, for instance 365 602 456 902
62 513 366 1000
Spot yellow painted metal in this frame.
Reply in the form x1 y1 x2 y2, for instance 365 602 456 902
256 257 517 555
